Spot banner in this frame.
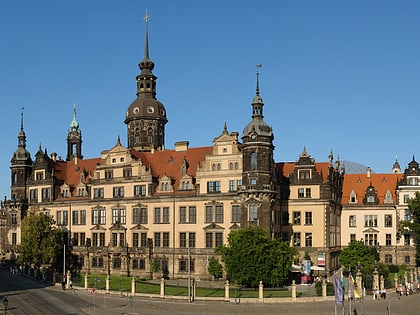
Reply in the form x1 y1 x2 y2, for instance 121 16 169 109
334 274 343 305
350 274 361 298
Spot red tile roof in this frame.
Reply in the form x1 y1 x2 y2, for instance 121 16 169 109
342 173 400 205
275 161 333 181
54 157 103 188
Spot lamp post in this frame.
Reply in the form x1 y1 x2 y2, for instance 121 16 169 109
3 296 8 315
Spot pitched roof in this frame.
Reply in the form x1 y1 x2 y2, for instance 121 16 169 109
54 157 103 188
131 146 213 189
342 173 400 205
275 161 333 181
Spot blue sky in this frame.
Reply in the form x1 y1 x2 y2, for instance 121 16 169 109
1 0 420 199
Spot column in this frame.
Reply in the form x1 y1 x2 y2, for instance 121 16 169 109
258 281 264 302
106 274 110 292
356 269 362 294
131 276 136 295
84 272 89 289
160 278 165 298
291 280 297 302
394 274 399 290
373 268 379 291
322 279 327 298
66 270 71 289
224 280 230 302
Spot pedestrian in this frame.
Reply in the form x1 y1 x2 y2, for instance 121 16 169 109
70 280 73 290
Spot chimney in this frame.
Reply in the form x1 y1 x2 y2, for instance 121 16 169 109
366 167 371 178
50 152 57 162
175 141 189 152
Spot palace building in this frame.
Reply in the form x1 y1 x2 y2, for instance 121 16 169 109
2 18 349 279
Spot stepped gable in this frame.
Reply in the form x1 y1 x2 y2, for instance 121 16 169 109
275 161 332 181
131 146 213 189
342 173 400 204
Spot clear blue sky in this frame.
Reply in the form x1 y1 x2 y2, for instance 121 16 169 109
1 0 420 199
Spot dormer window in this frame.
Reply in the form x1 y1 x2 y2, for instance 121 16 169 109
299 169 311 180
350 190 357 203
35 170 44 181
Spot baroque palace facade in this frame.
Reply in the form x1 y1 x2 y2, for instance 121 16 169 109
0 19 416 280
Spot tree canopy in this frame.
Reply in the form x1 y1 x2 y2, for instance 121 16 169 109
402 191 420 266
17 209 63 268
339 240 379 273
216 227 297 287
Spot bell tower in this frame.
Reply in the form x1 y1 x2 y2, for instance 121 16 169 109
66 104 83 161
240 66 276 233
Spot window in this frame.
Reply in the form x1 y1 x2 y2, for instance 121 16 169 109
189 232 196 248
205 232 223 248
384 214 392 227
92 256 104 268
72 210 79 225
111 233 118 247
154 207 161 223
181 181 191 190
162 232 169 248
248 205 258 222
180 232 187 248
299 170 311 179
188 206 196 223
250 152 257 170
206 232 213 248
41 188 51 201
180 207 187 223
134 185 146 197
12 233 17 245
123 168 132 177
385 254 393 264
113 257 121 269
350 234 356 243
405 256 411 264
72 232 86 246
386 234 392 246
11 213 17 225
92 208 106 225
403 194 410 203
112 208 126 224
105 170 113 179
298 188 311 198
385 191 393 203
30 189 38 202
292 211 301 225
404 234 410 245
72 210 86 225
180 206 197 224
140 233 147 247
305 212 312 225
229 180 235 192
205 204 224 223
207 181 221 193
364 215 377 227
179 259 195 272
133 233 139 247
56 210 68 226
113 186 124 198
293 232 301 246
132 207 148 224
231 205 240 223
93 188 104 199
349 215 356 227
154 232 161 247
305 233 312 247
364 233 378 246
92 232 105 247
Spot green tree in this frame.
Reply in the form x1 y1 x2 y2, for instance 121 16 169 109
401 191 420 266
207 257 223 279
17 209 63 268
339 240 380 275
216 227 297 287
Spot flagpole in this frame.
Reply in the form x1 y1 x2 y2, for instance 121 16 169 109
349 270 352 315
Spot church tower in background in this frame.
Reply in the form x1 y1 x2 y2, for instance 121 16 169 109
125 13 167 152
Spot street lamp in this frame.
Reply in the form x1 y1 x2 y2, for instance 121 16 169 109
3 296 8 315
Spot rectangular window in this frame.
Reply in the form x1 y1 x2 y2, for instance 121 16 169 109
229 180 235 191
215 232 223 247
207 181 221 192
305 212 312 225
105 170 113 179
293 232 301 246
133 233 139 247
293 211 301 225
11 213 17 225
80 210 86 225
384 214 392 227
119 233 125 247
298 188 305 198
123 168 132 177
92 208 106 225
163 207 170 223
403 194 410 203
205 206 213 223
154 232 161 248
189 232 196 248
154 207 161 223
349 215 356 227
305 233 312 247
231 205 240 223
30 189 38 202
92 233 98 247
113 186 124 198
215 205 224 223
140 233 147 247
305 188 311 198
12 232 17 245
364 233 378 246
386 234 392 246
162 232 169 248
41 188 51 201
404 234 410 245
112 233 118 247
140 208 148 224
188 206 196 224
405 255 411 264
249 205 258 222
93 188 104 199
180 207 187 223
180 232 187 248
350 234 356 243
364 215 378 227
134 185 146 197
205 232 213 248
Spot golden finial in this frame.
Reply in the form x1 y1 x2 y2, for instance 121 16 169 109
144 10 150 23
